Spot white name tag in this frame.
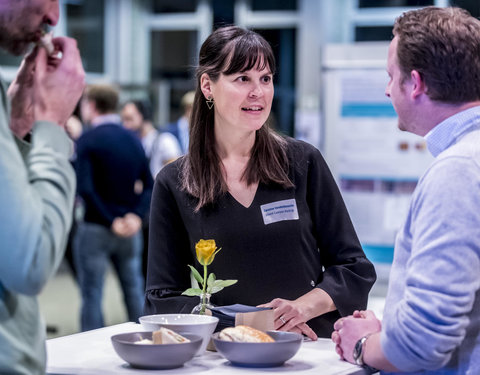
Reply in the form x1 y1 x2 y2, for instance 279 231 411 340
261 199 299 225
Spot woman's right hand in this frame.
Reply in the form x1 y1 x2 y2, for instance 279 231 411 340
258 297 318 340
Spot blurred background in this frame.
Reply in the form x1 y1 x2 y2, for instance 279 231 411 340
3 0 478 337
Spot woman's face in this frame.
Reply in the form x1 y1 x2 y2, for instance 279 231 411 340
204 61 274 135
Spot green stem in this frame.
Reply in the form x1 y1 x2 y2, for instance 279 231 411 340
201 265 208 314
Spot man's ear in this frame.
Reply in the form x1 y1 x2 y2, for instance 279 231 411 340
410 70 426 100
200 73 212 99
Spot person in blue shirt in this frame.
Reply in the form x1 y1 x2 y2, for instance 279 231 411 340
332 7 480 374
165 90 194 154
121 99 181 178
74 84 153 331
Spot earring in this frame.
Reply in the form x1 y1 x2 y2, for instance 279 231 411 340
206 96 214 110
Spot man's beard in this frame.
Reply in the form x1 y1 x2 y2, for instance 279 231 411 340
5 40 31 56
0 26 35 56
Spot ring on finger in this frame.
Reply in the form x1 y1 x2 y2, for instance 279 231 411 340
279 316 287 324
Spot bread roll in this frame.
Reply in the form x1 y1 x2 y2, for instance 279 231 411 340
134 338 153 345
152 327 190 344
218 325 274 343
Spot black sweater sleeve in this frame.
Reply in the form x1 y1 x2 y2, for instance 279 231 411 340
144 161 197 314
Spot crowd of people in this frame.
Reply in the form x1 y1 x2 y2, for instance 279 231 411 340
1 1 480 374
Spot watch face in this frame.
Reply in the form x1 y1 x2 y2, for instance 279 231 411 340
353 337 364 365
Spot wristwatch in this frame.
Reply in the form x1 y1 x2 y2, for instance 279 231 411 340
353 334 379 373
353 335 369 365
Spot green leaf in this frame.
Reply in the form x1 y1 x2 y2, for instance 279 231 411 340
209 279 238 294
188 265 204 285
213 279 238 288
213 248 222 257
210 285 224 294
207 273 216 287
181 288 202 296
206 273 216 293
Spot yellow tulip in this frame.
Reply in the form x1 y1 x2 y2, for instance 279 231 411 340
195 239 219 266
182 239 237 307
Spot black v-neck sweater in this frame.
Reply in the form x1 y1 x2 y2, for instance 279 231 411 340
145 137 376 337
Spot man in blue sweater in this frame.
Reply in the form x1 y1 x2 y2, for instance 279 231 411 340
0 1 85 373
74 84 153 331
332 7 480 374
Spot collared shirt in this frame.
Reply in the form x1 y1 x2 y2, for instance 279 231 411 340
177 115 189 153
382 106 480 373
424 105 480 157
91 114 122 127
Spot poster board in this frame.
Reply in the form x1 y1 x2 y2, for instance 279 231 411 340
322 43 433 263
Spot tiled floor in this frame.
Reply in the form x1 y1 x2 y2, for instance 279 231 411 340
38 261 389 339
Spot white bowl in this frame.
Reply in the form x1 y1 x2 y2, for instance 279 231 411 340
139 314 219 355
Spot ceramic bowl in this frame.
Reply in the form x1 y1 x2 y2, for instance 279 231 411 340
139 314 219 355
212 330 302 367
111 331 202 369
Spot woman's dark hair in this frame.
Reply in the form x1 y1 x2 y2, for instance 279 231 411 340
181 25 293 211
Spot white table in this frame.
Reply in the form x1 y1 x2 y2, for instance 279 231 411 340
46 322 368 375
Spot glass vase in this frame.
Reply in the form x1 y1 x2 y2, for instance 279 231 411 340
191 293 214 315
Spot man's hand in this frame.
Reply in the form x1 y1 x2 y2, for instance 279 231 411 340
34 37 85 125
8 48 37 138
331 310 381 363
8 37 85 138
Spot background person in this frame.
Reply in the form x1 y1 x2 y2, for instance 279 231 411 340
165 90 195 154
145 26 376 340
121 99 181 178
121 99 181 279
74 84 153 331
332 7 480 374
0 1 85 373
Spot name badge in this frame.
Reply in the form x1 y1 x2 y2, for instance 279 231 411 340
261 199 299 225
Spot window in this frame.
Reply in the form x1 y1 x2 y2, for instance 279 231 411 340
150 30 197 79
150 30 198 123
256 28 296 137
251 0 298 11
151 0 197 13
359 0 434 7
213 0 235 26
66 0 105 73
355 26 393 41
450 0 480 18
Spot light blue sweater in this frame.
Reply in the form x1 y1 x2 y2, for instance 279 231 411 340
0 77 75 374
381 106 480 374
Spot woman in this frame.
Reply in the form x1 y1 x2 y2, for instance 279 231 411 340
145 26 376 339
